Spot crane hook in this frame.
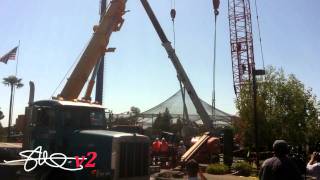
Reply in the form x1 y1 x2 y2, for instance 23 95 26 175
170 9 176 21
212 0 220 15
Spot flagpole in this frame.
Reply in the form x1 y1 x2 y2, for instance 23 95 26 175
15 40 20 77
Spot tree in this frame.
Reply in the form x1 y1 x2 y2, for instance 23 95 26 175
0 109 4 120
130 106 141 116
152 108 172 132
235 66 319 150
3 75 24 138
170 117 183 135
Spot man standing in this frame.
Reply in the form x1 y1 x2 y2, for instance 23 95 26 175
152 138 161 164
307 152 320 180
177 140 187 159
259 140 302 180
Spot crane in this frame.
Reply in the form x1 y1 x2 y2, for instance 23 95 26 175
228 0 255 97
59 0 125 100
228 0 266 168
140 0 213 131
95 0 108 104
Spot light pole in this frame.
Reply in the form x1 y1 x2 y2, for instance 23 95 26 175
252 68 265 169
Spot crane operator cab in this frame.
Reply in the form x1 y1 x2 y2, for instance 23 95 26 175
22 100 150 180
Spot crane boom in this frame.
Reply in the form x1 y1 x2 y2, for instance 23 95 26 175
140 0 213 131
228 0 255 96
59 0 125 100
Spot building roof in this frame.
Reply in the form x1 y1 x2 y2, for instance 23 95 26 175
140 90 233 124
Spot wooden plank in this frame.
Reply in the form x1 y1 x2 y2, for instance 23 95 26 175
181 133 210 163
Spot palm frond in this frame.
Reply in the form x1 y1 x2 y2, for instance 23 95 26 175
2 75 24 88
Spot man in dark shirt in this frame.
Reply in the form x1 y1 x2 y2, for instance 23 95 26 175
259 140 302 180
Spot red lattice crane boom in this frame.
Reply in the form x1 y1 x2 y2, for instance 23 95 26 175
228 0 255 96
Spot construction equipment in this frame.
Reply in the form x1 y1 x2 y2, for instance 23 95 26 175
139 0 226 166
0 1 150 180
58 0 125 100
228 0 255 97
228 0 266 168
140 0 213 131
181 133 220 164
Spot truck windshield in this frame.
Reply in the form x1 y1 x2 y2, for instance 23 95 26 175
61 107 106 129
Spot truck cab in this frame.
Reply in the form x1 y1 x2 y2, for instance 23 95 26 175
21 100 150 180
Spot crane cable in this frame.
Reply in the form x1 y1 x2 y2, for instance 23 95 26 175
212 0 220 128
170 0 189 122
254 0 265 69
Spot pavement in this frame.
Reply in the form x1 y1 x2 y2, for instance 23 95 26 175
204 174 258 180
151 172 258 180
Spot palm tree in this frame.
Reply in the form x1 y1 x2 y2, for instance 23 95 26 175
3 75 23 139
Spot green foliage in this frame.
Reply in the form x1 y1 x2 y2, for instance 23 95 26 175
170 117 183 135
235 66 319 149
206 163 229 175
2 75 24 88
152 108 172 132
112 106 141 126
0 122 4 137
0 109 4 120
232 161 252 176
130 106 140 116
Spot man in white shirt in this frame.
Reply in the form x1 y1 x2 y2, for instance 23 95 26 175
307 152 320 180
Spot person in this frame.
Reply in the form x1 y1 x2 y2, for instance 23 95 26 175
306 152 320 180
185 159 207 180
259 140 302 180
160 137 169 156
178 140 187 159
152 138 161 164
159 138 169 167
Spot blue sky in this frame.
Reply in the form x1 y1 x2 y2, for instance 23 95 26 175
0 0 319 127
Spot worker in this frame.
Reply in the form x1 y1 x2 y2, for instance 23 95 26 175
152 138 161 164
160 138 169 155
159 138 169 167
177 140 187 159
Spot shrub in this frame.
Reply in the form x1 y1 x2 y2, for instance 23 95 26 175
232 161 252 176
206 163 229 175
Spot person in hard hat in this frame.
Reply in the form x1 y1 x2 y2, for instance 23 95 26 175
159 138 169 167
160 138 169 155
152 138 161 164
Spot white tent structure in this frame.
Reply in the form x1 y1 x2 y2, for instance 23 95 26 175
139 90 233 128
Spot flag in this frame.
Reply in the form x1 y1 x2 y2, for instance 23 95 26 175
0 46 18 64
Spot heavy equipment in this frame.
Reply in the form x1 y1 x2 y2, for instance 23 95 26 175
140 0 213 132
139 0 223 166
0 0 150 179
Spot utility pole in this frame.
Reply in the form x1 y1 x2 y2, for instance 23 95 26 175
252 68 265 169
